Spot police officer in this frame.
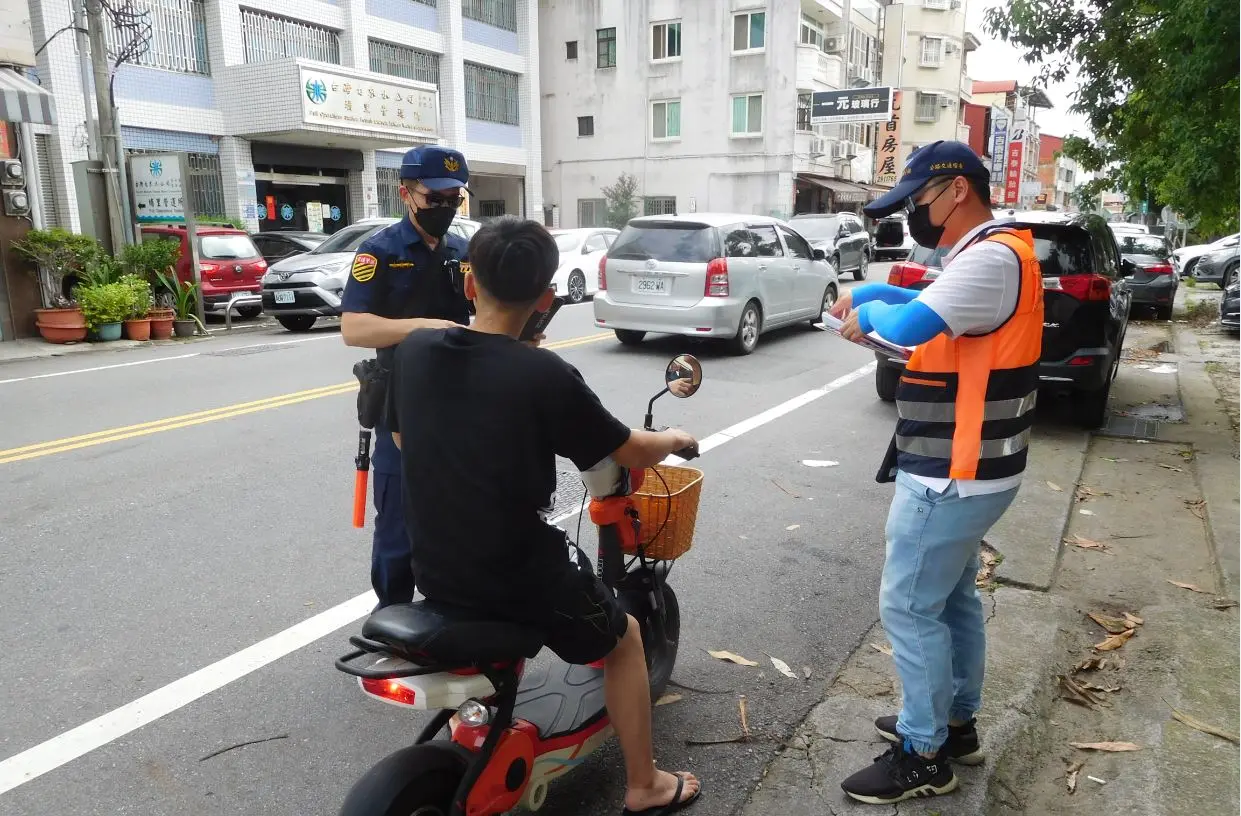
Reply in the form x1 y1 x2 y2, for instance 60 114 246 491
341 145 472 609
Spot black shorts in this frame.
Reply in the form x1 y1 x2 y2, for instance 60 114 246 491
527 551 629 665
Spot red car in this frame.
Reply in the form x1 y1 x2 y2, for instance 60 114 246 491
140 225 268 317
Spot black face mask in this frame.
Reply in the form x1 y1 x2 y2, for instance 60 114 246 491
413 205 456 239
907 182 959 248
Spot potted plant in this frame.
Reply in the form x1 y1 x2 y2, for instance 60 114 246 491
77 281 134 341
171 279 206 338
121 241 179 338
119 274 153 341
150 268 180 339
11 228 101 343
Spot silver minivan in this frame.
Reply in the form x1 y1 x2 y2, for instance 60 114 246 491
592 214 839 354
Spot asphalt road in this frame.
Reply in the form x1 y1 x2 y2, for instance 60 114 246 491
0 267 899 816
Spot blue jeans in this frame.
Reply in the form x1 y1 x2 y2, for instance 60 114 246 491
880 470 1019 754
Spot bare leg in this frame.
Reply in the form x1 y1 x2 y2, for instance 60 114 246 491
605 614 700 811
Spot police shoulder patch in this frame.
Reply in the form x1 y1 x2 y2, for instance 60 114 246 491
352 253 379 282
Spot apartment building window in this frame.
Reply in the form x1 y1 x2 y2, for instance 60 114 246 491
106 0 210 75
578 198 606 227
578 116 594 136
377 167 402 217
919 36 944 68
478 200 506 219
566 40 578 59
369 40 440 86
34 134 62 228
797 93 812 131
651 21 681 60
241 9 340 64
650 99 681 140
464 63 519 124
597 27 616 68
915 92 939 122
733 11 766 52
644 197 676 216
799 14 824 50
850 29 875 74
731 93 763 136
462 0 517 32
128 148 225 218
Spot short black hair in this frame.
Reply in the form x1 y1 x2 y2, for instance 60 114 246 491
967 174 991 207
467 216 559 306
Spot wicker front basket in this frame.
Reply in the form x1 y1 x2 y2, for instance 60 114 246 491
628 464 704 560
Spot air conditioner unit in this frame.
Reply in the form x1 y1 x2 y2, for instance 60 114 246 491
938 96 953 108
824 37 843 53
944 43 958 55
831 141 849 160
809 137 826 157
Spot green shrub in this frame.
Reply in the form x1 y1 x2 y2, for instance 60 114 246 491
12 228 103 307
119 274 153 318
119 240 181 284
78 282 136 330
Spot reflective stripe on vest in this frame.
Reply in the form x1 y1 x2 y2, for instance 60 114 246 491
892 228 1045 482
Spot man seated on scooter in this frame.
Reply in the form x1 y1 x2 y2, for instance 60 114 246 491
385 216 702 815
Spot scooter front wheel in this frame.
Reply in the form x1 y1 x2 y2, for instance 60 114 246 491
642 583 681 701
339 742 466 816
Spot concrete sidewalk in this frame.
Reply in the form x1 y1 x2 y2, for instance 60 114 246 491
0 317 279 366
737 295 1240 815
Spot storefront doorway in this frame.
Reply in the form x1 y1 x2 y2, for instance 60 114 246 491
251 143 363 235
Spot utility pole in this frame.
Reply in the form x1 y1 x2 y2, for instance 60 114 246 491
83 0 129 252
72 0 100 161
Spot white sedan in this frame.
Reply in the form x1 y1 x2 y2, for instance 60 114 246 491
550 228 618 303
1173 232 1240 277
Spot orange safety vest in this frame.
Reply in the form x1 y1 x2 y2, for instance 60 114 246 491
877 229 1044 483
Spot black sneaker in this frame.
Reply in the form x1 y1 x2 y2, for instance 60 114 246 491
874 715 985 765
840 740 959 804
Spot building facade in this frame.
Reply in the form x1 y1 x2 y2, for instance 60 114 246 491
27 0 542 235
1036 133 1078 210
538 0 886 229
878 0 978 176
971 79 1050 210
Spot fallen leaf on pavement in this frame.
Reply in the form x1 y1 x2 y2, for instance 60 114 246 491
1088 612 1131 635
1066 760 1084 794
1123 612 1144 626
1079 509 1096 516
707 650 759 667
1079 680 1122 693
1171 709 1241 745
1157 463 1184 472
870 642 894 657
1213 598 1240 610
1070 741 1141 752
1073 657 1105 673
1046 481 1064 492
655 693 683 707
785 524 801 531
1093 629 1135 652
767 655 798 679
801 459 839 468
1087 775 1108 785
1101 457 1129 463
1064 534 1110 552
771 479 800 498
1184 499 1207 519
1167 579 1212 593
1075 486 1112 503
1059 675 1103 709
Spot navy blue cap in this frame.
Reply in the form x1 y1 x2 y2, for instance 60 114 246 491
399 145 469 190
863 140 989 219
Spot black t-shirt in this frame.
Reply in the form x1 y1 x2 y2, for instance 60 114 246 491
386 327 631 613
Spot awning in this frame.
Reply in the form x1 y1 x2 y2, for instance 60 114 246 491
798 174 868 204
0 68 56 125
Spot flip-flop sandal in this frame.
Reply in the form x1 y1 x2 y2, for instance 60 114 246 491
621 773 702 816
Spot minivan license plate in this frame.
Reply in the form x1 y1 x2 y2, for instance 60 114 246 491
632 277 669 295
274 290 295 304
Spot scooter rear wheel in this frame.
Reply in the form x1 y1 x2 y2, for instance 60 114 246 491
338 743 466 816
642 583 681 701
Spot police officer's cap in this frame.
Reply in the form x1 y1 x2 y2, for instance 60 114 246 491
400 145 469 190
864 140 989 219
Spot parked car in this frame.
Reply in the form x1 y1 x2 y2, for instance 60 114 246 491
876 211 1133 428
788 212 871 280
1116 233 1177 319
1172 232 1239 277
873 215 914 261
140 225 267 318
549 228 618 304
1109 222 1150 236
251 231 328 266
1190 244 1240 290
593 213 840 354
1220 281 1239 333
261 216 481 332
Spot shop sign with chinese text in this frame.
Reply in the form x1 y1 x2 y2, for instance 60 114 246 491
873 91 902 187
300 67 438 138
130 154 185 223
811 87 895 124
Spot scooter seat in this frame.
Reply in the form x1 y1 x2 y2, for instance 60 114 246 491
362 601 545 666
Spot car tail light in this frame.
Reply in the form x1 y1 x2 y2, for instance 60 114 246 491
887 261 930 288
598 255 607 290
360 677 418 706
199 263 218 274
1068 356 1096 366
1053 274 1112 301
1143 263 1174 276
255 259 268 271
705 257 729 297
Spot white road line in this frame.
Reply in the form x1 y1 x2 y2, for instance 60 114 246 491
0 335 337 386
0 360 877 794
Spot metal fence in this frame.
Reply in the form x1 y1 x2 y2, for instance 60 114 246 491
462 0 517 32
376 167 404 217
368 39 440 86
464 63 519 125
240 8 340 65
105 0 210 75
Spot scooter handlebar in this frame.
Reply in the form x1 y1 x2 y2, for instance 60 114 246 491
672 442 699 461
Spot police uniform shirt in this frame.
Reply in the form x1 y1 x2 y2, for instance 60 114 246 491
340 216 471 474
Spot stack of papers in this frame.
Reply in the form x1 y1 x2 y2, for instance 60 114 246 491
818 313 913 361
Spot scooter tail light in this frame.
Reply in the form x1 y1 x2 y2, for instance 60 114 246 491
360 677 418 706
705 257 729 297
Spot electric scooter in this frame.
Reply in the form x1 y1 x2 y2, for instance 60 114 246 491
334 355 706 816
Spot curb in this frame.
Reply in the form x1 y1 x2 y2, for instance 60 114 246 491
0 321 278 368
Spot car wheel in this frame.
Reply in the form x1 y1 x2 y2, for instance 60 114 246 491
831 254 841 275
614 329 646 346
277 315 316 332
876 364 900 402
812 285 837 325
729 301 761 355
237 305 262 320
854 251 869 282
1223 263 1237 290
1073 381 1111 429
566 270 587 304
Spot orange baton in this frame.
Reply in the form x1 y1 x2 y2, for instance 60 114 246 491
352 430 372 528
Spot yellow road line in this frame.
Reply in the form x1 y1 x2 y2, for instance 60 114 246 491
1 331 611 465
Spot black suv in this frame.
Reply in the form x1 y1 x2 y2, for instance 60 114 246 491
875 212 1133 428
